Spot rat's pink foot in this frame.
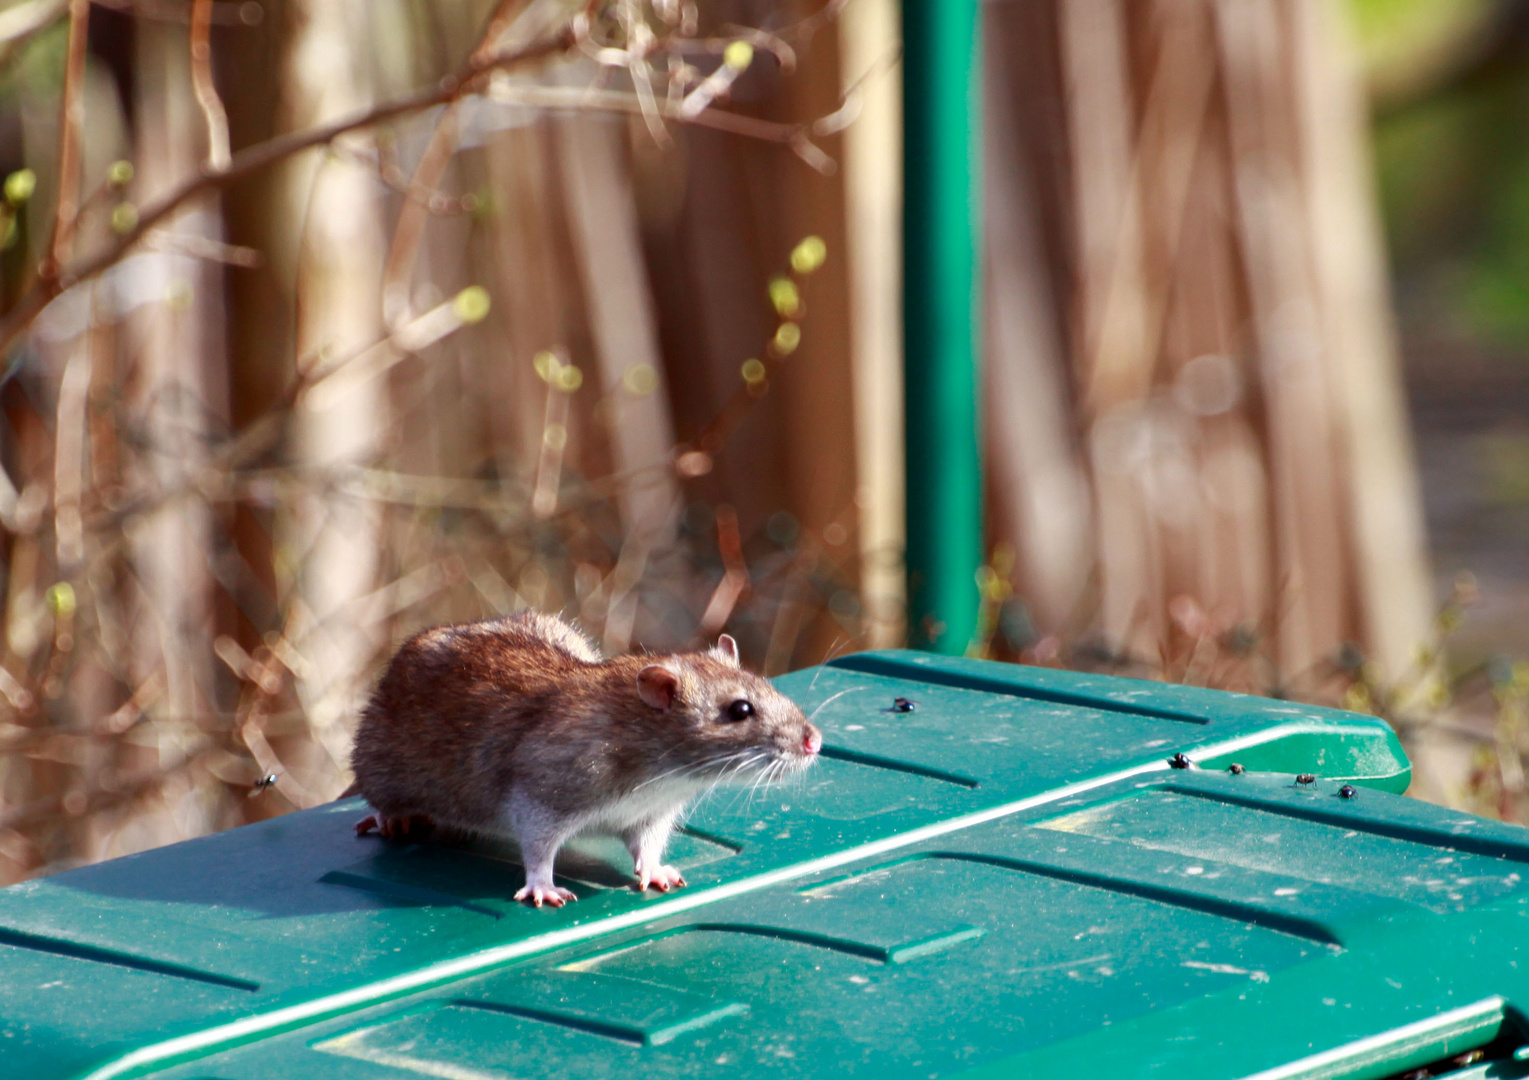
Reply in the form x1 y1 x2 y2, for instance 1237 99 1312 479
514 883 577 908
355 813 434 840
392 814 434 839
635 863 687 893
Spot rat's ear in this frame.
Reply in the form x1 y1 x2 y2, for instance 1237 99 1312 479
712 634 740 668
637 665 681 710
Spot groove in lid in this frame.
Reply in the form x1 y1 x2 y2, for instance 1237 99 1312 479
0 926 259 991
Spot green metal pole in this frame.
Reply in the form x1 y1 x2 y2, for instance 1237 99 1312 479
902 0 982 653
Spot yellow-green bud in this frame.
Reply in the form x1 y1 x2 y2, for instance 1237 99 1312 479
4 169 36 205
767 275 800 318
46 582 76 618
110 202 139 234
790 235 827 274
723 41 754 71
623 363 658 396
452 285 491 324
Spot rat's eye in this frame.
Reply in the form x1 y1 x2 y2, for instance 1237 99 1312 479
726 699 754 722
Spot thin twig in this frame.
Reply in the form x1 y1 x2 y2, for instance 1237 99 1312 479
471 0 530 63
0 28 576 356
44 0 90 276
487 82 836 171
0 10 861 356
189 0 231 170
349 139 478 213
380 0 528 328
142 228 262 267
379 104 462 329
700 504 750 632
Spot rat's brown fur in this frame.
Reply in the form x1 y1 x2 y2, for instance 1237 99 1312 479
349 611 820 906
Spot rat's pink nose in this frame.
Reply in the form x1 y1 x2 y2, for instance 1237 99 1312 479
803 725 822 755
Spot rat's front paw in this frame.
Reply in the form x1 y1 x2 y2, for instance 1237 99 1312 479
635 862 687 893
514 883 577 908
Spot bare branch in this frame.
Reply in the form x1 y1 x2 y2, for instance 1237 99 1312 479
142 228 262 266
0 28 576 356
45 0 90 275
379 105 461 328
487 82 837 170
380 0 530 328
189 0 231 170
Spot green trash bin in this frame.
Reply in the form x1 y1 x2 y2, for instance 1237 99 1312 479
3 650 1527 1080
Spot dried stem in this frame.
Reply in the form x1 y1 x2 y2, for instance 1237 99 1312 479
0 6 862 356
380 0 528 328
379 105 462 329
45 0 90 276
189 0 231 170
0 28 576 355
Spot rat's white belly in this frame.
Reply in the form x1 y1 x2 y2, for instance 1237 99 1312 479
490 776 703 842
579 777 705 832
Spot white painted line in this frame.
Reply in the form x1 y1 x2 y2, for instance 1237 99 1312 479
1235 997 1506 1080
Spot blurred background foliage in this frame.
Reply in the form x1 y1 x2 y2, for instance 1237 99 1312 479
0 0 1524 882
1353 0 1529 817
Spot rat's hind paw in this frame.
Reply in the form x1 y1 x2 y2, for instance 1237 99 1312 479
354 813 434 840
515 883 578 908
635 863 688 893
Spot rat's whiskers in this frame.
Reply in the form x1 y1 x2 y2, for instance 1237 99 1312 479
807 685 868 724
805 636 852 694
631 748 753 793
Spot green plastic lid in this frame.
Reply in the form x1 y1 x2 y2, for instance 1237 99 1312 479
4 651 1528 1080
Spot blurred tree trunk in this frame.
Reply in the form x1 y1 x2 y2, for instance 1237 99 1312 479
636 1 857 672
983 0 1433 688
1292 0 1434 691
554 94 681 653
276 0 392 795
840 0 906 648
122 20 225 845
982 2 1093 636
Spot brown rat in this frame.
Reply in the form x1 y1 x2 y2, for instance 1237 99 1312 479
349 610 821 907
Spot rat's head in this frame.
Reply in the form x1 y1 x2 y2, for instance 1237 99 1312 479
634 635 821 785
